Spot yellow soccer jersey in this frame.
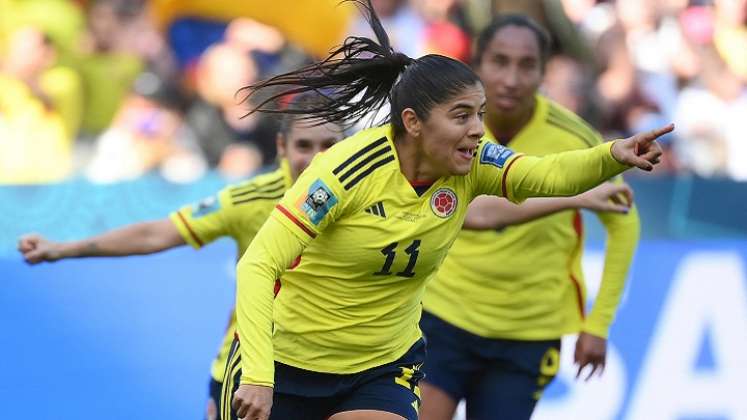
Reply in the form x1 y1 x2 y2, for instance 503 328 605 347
424 95 640 340
235 123 631 386
169 161 292 381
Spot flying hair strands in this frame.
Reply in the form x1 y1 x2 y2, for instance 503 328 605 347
238 0 414 128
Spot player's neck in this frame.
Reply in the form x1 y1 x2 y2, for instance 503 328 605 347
394 134 441 184
485 98 536 145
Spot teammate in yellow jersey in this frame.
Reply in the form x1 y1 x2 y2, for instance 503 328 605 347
225 2 671 420
16 92 344 420
419 15 645 420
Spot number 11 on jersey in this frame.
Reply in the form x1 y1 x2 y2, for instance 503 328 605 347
374 240 421 278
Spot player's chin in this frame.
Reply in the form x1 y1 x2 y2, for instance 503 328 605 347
449 160 473 176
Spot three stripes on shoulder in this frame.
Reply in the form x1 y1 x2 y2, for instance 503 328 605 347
333 137 395 191
229 175 286 206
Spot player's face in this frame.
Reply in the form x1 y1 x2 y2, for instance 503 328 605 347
277 120 342 180
476 25 543 119
419 82 486 176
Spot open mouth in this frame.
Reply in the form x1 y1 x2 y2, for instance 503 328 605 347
456 146 476 161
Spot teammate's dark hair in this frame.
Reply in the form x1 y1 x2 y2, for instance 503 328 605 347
277 91 338 139
473 14 552 69
240 0 480 135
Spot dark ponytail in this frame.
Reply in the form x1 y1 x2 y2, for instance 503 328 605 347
241 0 480 135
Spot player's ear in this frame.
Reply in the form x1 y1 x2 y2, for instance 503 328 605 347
401 108 422 139
276 132 287 158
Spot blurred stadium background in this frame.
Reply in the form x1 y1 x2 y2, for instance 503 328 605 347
1 0 745 419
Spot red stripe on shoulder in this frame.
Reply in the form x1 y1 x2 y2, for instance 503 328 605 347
276 204 317 239
501 155 524 198
176 211 204 247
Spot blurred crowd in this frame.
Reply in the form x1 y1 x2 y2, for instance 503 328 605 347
1 0 745 184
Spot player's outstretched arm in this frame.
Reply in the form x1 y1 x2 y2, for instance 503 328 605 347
503 124 673 202
464 182 633 230
18 219 186 264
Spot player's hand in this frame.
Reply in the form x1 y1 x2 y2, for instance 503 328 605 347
574 332 607 381
206 396 217 420
17 234 62 264
232 384 273 420
610 124 673 171
575 182 634 214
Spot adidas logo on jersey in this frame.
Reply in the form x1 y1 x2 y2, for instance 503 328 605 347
364 201 387 218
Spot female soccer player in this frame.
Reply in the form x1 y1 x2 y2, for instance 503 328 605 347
16 91 344 420
225 2 671 420
419 15 643 420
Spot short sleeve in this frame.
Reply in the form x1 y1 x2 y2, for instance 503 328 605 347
169 189 232 248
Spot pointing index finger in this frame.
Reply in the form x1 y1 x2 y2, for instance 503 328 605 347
640 123 675 145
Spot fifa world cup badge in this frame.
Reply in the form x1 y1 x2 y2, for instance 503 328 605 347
430 188 457 218
192 196 221 218
298 179 338 225
480 143 515 168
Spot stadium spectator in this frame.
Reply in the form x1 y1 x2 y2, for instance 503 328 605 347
185 42 278 179
713 0 747 80
73 0 148 134
348 0 471 60
593 26 666 140
85 71 204 183
542 54 592 116
0 27 77 183
673 47 747 180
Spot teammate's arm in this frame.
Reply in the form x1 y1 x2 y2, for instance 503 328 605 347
464 182 633 230
575 187 641 380
18 219 185 264
18 183 241 264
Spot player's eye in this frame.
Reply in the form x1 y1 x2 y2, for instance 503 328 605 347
294 140 313 151
493 55 509 66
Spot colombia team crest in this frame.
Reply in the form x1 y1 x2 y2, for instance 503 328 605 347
430 188 457 218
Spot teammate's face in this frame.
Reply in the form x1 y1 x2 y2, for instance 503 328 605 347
476 25 543 118
277 120 342 181
419 82 486 176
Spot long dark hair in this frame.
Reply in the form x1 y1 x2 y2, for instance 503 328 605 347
240 0 480 136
